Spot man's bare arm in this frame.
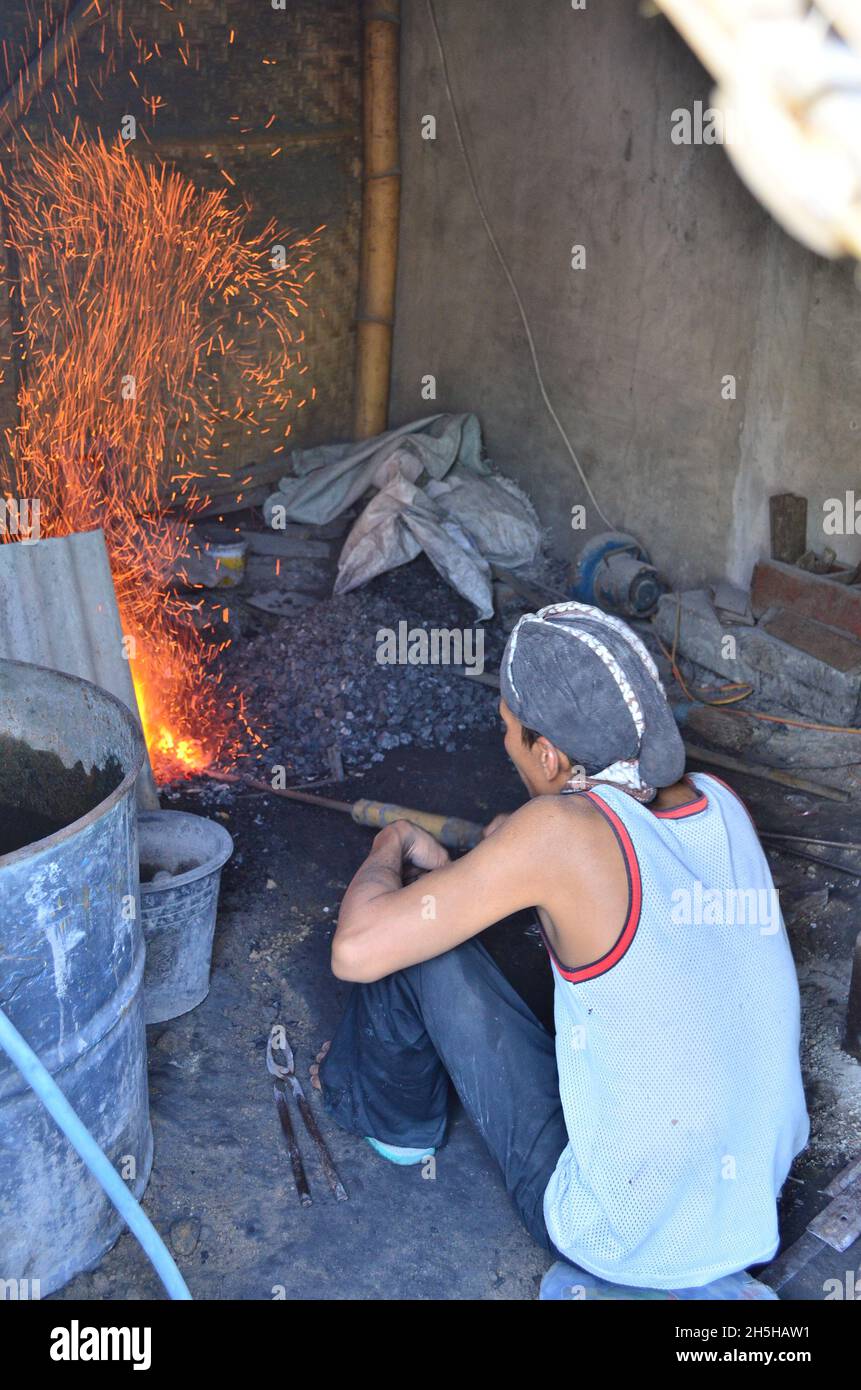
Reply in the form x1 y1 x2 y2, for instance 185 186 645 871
330 797 591 983
335 818 447 935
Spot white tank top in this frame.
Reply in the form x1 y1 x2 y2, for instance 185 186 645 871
543 772 809 1289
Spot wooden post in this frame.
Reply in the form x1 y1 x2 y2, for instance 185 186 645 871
769 493 807 564
353 2 401 441
844 929 861 1063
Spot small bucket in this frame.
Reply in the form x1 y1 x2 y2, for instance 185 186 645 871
177 538 247 590
208 540 247 589
138 810 234 1025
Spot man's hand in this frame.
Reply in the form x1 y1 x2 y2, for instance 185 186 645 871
386 820 450 872
332 798 584 984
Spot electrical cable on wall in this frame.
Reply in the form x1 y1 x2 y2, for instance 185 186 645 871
425 0 615 530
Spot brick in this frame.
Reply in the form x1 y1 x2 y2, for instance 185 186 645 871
751 560 861 641
655 590 861 726
760 609 861 674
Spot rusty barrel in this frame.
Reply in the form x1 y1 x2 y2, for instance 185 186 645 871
0 658 151 1296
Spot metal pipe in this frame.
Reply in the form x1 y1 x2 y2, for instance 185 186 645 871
682 742 849 803
353 1 401 440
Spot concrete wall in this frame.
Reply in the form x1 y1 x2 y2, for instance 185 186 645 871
390 0 861 589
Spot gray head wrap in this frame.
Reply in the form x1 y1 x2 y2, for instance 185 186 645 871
500 601 685 801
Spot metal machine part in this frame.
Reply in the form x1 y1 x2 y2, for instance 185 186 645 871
570 531 667 617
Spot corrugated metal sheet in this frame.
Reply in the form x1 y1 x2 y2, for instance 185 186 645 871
0 528 159 808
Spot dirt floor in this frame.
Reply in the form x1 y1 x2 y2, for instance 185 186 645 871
50 727 861 1301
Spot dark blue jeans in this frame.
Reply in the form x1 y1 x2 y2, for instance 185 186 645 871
319 936 568 1249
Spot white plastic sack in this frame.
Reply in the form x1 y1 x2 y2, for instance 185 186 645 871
261 413 541 617
334 474 495 620
425 467 541 568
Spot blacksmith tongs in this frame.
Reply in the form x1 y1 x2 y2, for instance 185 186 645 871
267 1026 349 1204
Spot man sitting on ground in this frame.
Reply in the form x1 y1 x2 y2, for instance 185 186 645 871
316 602 809 1296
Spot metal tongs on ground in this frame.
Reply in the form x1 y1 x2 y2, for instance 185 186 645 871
267 1026 349 1205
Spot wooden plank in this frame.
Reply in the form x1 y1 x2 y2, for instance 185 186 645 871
807 1177 861 1252
759 1232 827 1292
769 493 807 563
825 1151 861 1198
761 609 861 673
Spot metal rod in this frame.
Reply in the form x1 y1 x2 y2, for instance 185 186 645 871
207 770 354 815
683 742 849 803
760 831 861 853
208 772 861 859
272 1083 312 1207
765 843 861 879
294 1092 349 1203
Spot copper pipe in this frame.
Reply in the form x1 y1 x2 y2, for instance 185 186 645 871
353 2 401 440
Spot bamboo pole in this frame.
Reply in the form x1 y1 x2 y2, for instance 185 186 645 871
353 1 401 441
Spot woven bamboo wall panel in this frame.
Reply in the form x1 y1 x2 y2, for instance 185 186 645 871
0 0 362 490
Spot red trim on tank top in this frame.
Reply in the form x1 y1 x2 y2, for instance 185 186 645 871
698 772 757 829
543 790 642 984
652 776 709 819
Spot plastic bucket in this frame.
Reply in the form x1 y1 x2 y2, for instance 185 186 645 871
179 539 247 589
138 810 234 1025
207 540 247 589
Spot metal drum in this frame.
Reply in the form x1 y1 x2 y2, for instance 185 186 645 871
0 658 152 1296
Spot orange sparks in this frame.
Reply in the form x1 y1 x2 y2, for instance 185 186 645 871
1 133 319 781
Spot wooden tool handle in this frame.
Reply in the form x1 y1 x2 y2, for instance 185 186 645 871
351 799 484 852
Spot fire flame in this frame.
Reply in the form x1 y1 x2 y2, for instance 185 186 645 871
132 666 208 775
0 133 316 779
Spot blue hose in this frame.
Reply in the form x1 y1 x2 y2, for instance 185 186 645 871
0 1003 191 1301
